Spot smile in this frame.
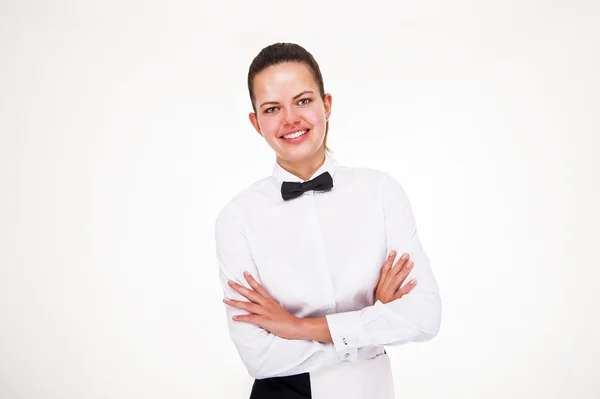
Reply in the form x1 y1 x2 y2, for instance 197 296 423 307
281 129 309 139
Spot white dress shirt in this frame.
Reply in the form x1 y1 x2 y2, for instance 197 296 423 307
215 153 441 398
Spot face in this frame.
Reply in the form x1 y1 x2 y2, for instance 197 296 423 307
249 62 332 164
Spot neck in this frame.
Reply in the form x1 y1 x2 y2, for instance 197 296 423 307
277 150 326 181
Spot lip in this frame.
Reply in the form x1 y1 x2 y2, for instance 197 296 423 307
279 128 310 138
279 128 310 143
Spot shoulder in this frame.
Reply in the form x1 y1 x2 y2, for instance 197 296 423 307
215 176 273 228
336 162 410 207
336 163 400 191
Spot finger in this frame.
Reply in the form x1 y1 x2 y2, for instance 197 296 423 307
223 298 263 315
382 251 396 276
228 280 264 304
376 251 396 294
394 278 417 300
232 314 262 326
243 271 272 300
390 253 410 278
391 260 414 290
382 252 409 292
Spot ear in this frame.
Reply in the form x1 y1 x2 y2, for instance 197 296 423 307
323 93 332 121
249 112 263 137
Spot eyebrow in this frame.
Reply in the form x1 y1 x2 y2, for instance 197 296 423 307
259 90 315 109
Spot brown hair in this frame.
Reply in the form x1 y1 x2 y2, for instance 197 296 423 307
248 43 331 154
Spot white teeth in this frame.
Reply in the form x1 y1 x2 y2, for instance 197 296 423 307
282 130 307 139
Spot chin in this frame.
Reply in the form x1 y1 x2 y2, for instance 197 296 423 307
279 143 324 160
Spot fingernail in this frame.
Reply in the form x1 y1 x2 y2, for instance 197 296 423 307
401 253 408 260
243 271 249 276
407 261 414 269
390 250 396 257
223 298 231 303
410 278 416 284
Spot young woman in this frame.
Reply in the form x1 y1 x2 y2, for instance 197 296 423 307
215 43 441 399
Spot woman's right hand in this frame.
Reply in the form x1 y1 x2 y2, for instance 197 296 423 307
374 251 417 304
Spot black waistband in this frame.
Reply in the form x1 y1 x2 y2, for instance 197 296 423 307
250 372 311 398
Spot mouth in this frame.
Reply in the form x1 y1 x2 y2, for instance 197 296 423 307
280 129 310 140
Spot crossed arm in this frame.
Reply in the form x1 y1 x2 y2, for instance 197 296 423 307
215 173 441 379
223 250 417 344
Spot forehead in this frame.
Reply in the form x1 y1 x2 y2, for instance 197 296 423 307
253 62 318 100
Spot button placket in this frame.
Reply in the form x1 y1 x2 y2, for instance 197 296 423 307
309 194 337 310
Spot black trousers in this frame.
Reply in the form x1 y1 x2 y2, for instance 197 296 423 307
249 373 311 399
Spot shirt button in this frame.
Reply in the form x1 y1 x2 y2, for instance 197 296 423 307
343 338 348 345
345 353 350 358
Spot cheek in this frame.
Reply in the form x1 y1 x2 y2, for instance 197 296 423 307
258 116 280 137
304 108 326 128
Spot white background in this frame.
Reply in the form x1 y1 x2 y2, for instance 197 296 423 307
1 1 599 398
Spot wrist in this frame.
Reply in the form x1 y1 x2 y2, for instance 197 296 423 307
296 316 333 344
291 316 306 340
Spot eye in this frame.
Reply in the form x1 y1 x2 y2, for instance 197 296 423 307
298 98 312 105
265 107 279 114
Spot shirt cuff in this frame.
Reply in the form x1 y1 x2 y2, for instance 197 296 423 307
325 301 386 352
325 312 367 352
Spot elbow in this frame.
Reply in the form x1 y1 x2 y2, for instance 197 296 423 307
245 359 292 380
247 365 269 380
233 337 287 380
239 354 273 380
417 293 442 341
419 321 440 342
384 293 442 346
234 345 274 380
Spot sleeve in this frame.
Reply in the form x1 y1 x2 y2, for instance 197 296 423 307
325 173 442 351
215 202 339 379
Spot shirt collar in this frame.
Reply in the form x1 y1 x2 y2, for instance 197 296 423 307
271 153 337 184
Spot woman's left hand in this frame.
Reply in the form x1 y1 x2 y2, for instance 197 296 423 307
224 271 302 340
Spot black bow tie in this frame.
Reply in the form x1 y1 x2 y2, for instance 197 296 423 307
281 171 334 201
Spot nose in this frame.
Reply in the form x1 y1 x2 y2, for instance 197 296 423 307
282 107 300 127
